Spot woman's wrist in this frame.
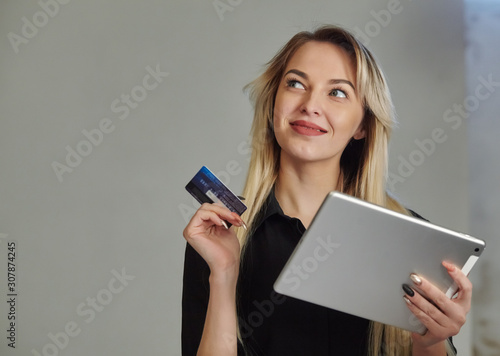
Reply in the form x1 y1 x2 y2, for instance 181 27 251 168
412 340 446 356
209 266 239 288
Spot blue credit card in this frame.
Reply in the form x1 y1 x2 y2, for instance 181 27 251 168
185 166 247 216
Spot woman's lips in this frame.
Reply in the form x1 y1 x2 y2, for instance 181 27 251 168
290 120 327 136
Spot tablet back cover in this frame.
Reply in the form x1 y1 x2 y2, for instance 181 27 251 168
273 192 485 334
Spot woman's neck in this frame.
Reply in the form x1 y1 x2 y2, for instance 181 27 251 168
274 154 342 229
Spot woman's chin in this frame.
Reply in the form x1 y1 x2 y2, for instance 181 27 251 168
281 150 339 166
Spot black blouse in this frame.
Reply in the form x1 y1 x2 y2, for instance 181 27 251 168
181 191 454 355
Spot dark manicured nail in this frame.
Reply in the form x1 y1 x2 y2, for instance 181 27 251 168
402 284 415 297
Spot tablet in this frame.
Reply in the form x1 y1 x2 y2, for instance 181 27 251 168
273 191 485 334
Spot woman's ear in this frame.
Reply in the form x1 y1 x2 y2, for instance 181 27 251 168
352 124 366 140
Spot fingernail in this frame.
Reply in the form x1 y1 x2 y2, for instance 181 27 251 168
403 295 412 305
402 284 415 297
241 221 248 231
443 261 456 272
221 220 229 230
410 273 422 286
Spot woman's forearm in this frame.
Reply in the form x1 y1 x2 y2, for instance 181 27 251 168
197 270 239 356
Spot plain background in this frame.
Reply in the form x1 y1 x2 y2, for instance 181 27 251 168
0 0 497 355
466 1 500 354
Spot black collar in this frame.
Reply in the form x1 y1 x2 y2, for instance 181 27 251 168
252 188 284 230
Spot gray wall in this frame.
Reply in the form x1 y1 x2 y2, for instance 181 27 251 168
0 0 486 355
465 1 500 354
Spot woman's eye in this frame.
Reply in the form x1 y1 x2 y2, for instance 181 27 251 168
286 79 305 90
330 89 347 98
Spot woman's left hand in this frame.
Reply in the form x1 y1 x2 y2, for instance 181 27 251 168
403 261 472 350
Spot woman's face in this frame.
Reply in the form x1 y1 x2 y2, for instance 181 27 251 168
273 41 365 167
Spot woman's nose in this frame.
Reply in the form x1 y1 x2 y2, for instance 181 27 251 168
299 91 322 116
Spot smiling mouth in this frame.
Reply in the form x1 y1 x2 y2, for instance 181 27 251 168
290 122 327 133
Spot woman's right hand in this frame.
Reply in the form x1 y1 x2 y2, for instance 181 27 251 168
183 203 245 279
184 204 244 355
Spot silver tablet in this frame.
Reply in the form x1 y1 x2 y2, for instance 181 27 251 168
273 191 485 334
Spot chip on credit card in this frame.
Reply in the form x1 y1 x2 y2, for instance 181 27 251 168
185 166 247 216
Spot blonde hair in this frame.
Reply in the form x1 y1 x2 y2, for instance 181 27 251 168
236 25 428 355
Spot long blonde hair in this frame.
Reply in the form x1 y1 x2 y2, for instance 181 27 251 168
236 25 420 356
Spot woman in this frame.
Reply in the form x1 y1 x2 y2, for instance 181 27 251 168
182 25 472 356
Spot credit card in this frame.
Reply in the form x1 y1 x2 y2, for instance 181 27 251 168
185 166 247 216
